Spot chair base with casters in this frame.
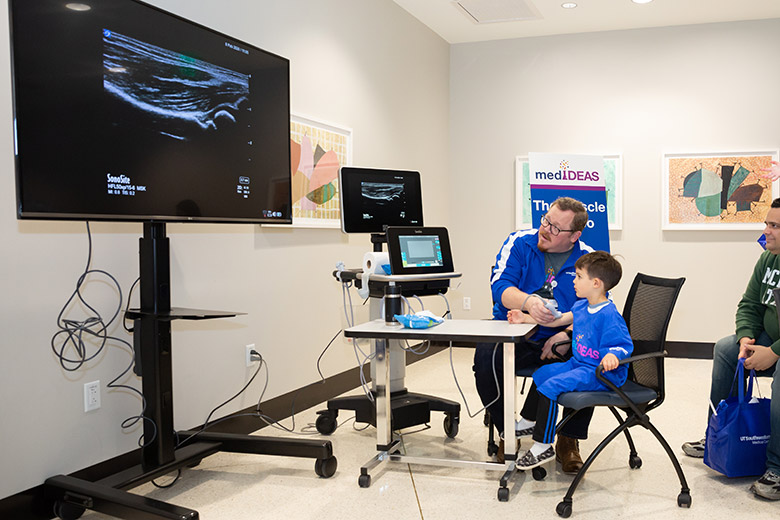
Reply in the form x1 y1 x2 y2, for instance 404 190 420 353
552 355 691 517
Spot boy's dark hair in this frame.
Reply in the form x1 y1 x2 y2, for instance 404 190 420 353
575 251 622 292
771 197 780 208
551 197 589 232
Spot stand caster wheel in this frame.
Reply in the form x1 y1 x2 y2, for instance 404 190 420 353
315 411 338 435
497 487 509 502
556 500 572 518
628 455 642 469
677 491 692 508
532 466 546 481
358 474 371 488
315 456 337 478
54 501 85 520
487 440 499 457
443 414 459 439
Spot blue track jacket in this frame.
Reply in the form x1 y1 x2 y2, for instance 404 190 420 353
490 229 593 341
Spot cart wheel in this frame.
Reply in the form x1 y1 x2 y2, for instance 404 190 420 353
628 455 642 469
443 414 459 439
315 411 338 435
497 487 509 502
358 473 371 488
315 456 338 478
532 466 546 481
677 491 692 508
54 501 85 520
556 500 573 518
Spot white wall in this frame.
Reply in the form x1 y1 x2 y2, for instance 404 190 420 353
0 0 449 498
449 19 780 341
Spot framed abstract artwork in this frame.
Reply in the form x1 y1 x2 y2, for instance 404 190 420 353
289 114 352 228
515 154 623 230
662 151 779 230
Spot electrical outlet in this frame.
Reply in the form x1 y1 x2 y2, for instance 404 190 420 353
245 344 259 367
463 296 471 311
84 380 100 412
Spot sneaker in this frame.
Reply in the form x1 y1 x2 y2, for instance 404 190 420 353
515 426 534 439
751 470 780 500
516 446 555 470
681 438 705 458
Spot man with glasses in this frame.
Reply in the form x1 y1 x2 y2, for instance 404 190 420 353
473 197 595 471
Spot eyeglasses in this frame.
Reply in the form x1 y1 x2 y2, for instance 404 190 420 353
540 215 574 236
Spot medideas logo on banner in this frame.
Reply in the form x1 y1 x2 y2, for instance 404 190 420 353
529 153 610 252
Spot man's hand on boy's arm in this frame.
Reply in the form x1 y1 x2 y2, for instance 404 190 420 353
601 353 619 371
524 295 556 324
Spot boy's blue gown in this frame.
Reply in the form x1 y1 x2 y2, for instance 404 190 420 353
534 299 634 401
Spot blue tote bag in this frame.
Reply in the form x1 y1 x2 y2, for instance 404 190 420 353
704 358 771 478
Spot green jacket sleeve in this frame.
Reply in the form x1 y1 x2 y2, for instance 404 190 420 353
734 255 767 341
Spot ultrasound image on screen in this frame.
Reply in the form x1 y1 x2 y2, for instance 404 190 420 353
11 0 291 223
361 181 407 215
339 168 423 232
103 30 250 140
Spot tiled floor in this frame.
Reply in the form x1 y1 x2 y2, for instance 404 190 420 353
81 350 776 519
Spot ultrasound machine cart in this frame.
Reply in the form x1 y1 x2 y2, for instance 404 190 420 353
317 269 462 437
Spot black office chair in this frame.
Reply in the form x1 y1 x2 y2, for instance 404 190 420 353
552 273 690 518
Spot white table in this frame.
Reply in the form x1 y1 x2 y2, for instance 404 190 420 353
343 318 536 501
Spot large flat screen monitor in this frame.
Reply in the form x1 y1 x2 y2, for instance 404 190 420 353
10 0 292 224
339 167 423 233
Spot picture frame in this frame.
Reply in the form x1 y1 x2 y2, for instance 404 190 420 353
515 154 623 230
288 114 352 228
662 150 779 230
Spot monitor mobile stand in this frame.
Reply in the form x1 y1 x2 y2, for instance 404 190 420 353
43 222 337 520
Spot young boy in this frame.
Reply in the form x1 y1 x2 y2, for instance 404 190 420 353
507 251 633 470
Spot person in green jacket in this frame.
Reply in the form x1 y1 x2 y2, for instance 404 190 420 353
682 198 780 500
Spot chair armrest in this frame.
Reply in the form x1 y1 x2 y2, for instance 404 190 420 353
594 351 666 416
550 340 571 361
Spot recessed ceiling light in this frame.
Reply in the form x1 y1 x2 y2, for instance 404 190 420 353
561 2 578 8
65 3 92 11
632 0 654 4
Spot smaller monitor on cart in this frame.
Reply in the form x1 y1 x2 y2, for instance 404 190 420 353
385 226 455 275
339 167 423 233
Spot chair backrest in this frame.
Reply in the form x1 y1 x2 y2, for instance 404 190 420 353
621 273 685 405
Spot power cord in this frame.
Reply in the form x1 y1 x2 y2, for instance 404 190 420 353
51 222 157 448
449 342 501 419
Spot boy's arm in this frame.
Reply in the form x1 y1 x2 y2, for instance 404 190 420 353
602 313 634 365
546 311 573 329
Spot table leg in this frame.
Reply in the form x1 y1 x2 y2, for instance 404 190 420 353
375 338 392 450
503 341 516 460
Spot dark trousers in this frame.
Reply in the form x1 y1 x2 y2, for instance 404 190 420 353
472 341 594 439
